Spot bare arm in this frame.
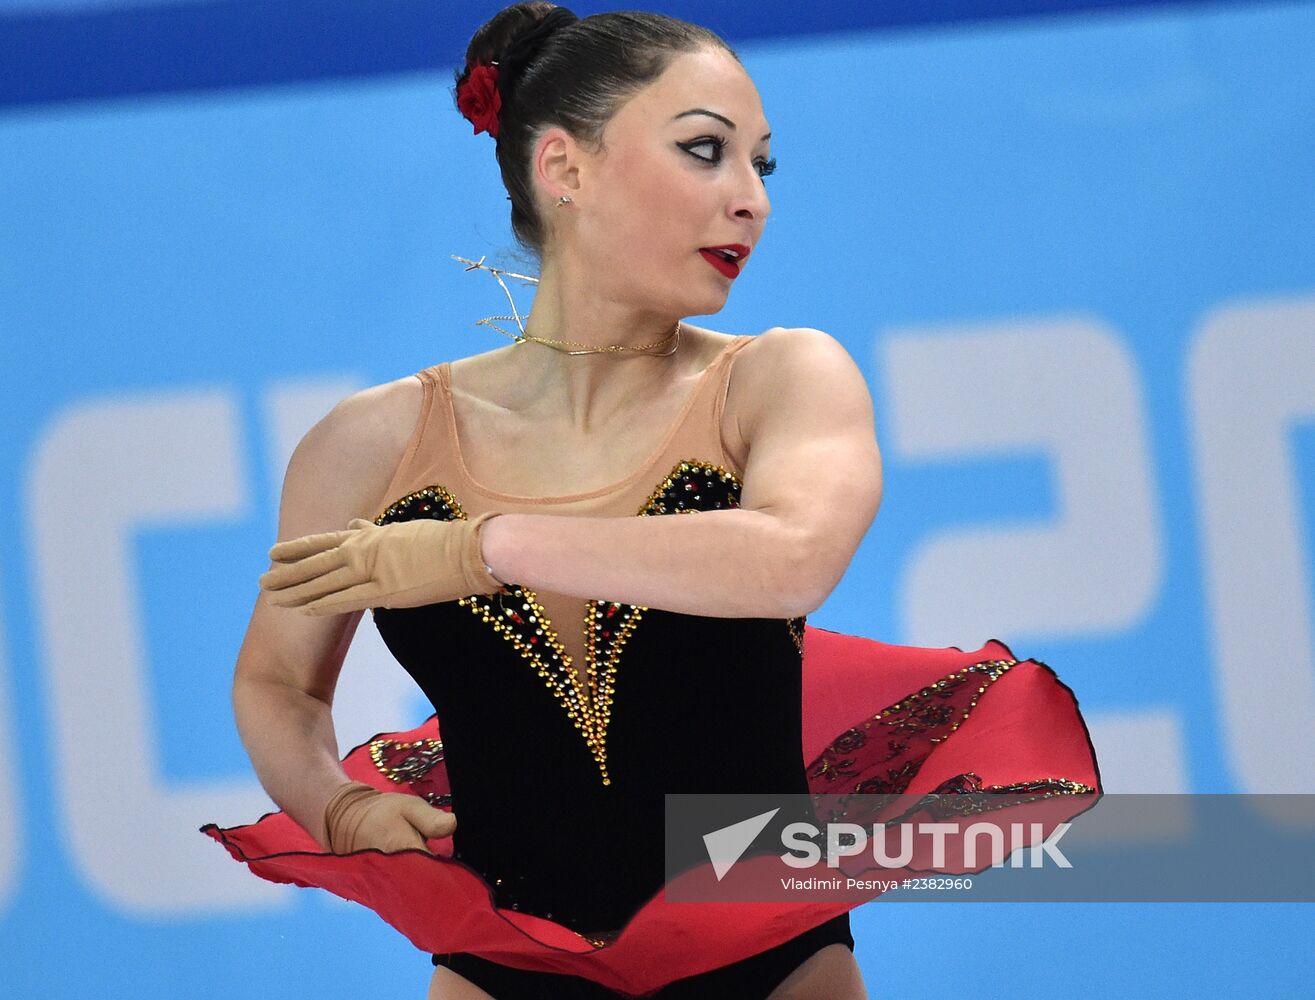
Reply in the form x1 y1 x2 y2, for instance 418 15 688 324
232 377 421 846
480 328 883 618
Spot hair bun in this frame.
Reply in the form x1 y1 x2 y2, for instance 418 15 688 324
455 4 578 140
493 5 578 102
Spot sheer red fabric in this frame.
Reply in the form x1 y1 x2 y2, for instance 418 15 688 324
202 627 1100 997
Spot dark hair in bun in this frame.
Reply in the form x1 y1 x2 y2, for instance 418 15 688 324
453 3 736 258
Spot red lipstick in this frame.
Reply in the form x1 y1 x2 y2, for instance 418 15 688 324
698 243 750 279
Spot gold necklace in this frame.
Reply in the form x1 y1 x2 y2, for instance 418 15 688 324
517 320 681 356
452 254 683 357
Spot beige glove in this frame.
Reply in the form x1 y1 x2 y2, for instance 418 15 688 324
323 780 457 854
260 511 503 616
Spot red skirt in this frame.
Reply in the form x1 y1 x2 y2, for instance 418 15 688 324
202 627 1101 997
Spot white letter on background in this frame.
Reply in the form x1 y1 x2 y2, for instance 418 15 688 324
881 317 1163 647
1187 297 1315 797
28 391 289 914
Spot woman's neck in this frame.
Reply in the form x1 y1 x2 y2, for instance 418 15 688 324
500 261 688 430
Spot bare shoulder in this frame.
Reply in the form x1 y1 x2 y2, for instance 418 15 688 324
278 374 425 535
735 326 860 378
728 327 873 441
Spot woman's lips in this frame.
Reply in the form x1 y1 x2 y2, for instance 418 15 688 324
699 248 742 279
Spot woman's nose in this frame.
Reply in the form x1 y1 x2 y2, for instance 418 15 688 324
729 166 771 224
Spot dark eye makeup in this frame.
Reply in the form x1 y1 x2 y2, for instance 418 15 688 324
677 136 777 179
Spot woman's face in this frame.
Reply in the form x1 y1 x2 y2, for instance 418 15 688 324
563 46 774 318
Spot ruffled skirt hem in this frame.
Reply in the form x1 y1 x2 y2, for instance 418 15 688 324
202 626 1101 997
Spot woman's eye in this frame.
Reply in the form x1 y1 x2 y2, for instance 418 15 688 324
680 138 726 163
679 139 777 181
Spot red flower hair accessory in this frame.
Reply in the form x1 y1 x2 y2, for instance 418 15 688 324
457 62 502 139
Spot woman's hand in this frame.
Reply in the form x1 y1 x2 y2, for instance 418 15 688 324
323 781 458 854
259 513 504 616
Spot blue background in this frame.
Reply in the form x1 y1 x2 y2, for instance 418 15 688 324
2 0 1313 996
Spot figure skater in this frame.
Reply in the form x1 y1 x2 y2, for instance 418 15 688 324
208 6 1101 998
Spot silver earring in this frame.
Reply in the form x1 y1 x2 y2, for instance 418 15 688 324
557 194 572 206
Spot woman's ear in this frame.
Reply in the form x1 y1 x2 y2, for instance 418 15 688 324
534 126 582 205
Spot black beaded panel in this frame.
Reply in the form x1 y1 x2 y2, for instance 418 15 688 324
637 459 742 515
374 485 617 783
372 460 805 790
371 461 813 940
374 484 464 526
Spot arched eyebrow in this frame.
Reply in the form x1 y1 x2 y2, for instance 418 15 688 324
671 108 772 143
